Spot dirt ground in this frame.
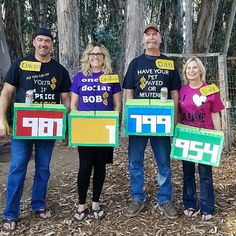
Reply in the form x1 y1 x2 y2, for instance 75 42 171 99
0 138 236 236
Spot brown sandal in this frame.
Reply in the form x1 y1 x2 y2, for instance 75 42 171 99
92 207 105 219
74 208 89 221
35 208 52 219
2 219 17 232
183 208 198 218
201 213 213 221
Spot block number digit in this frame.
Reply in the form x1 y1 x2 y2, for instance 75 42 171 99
22 117 63 137
106 125 116 144
175 138 220 163
22 118 38 136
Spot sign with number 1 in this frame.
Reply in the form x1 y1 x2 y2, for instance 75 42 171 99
68 110 119 147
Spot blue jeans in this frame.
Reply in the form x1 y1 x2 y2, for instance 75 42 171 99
128 135 172 204
3 139 55 220
183 161 214 214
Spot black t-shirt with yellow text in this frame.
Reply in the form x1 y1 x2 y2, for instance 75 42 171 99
4 55 71 104
122 53 181 99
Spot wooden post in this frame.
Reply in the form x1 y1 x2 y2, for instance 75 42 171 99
218 54 231 150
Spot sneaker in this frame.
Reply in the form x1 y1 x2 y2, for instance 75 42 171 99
157 202 178 219
126 201 144 217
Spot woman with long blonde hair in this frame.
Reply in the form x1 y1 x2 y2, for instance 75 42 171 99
70 43 121 221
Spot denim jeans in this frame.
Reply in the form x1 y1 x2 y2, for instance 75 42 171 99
3 138 55 220
128 135 172 204
182 161 214 214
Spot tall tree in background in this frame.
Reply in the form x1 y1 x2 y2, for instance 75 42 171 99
124 0 144 72
223 0 236 55
167 0 183 53
0 13 11 84
3 0 23 60
56 0 80 77
184 0 193 53
120 0 144 134
159 0 172 52
194 0 220 52
205 0 236 56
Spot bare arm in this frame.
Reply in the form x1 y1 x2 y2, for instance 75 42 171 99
113 92 122 112
125 89 134 102
0 82 16 136
170 90 179 126
61 92 71 114
211 112 222 130
70 92 79 111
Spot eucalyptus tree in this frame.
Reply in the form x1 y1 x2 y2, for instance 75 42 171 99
211 0 236 55
0 13 11 85
2 0 23 60
56 0 80 77
194 0 220 53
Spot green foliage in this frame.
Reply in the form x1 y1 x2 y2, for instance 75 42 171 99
210 0 231 53
167 29 183 53
94 26 122 67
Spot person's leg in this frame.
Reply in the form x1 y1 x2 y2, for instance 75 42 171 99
3 139 33 220
92 147 110 203
31 140 55 213
150 136 172 204
91 147 110 219
126 136 148 217
182 161 197 210
77 147 93 206
151 136 177 219
128 135 148 202
74 147 93 221
198 164 214 216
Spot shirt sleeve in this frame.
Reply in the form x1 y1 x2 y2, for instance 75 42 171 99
60 67 71 93
70 73 80 95
4 59 21 87
112 82 121 95
122 59 135 89
210 92 225 113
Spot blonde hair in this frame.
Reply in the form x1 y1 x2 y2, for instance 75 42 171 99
182 56 206 84
80 43 112 76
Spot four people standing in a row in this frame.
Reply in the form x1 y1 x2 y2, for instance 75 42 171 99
0 25 224 232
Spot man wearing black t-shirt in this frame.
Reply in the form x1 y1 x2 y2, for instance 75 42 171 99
0 28 71 231
122 23 181 219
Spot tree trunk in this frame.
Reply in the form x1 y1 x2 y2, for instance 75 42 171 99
194 0 220 53
16 0 26 57
4 0 22 60
184 0 193 53
223 0 236 55
0 14 11 85
168 0 183 53
124 0 144 72
159 1 171 52
121 0 144 136
56 0 80 78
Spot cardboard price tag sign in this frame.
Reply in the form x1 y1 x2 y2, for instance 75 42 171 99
125 99 174 136
13 103 66 139
68 110 119 147
171 124 224 167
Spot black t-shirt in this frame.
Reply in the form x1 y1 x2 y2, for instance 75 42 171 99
4 55 71 104
122 53 181 99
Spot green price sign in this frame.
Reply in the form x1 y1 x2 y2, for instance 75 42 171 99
171 124 224 167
